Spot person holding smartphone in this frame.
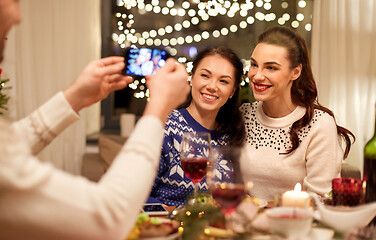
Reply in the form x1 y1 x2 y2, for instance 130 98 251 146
0 1 190 238
149 47 246 206
240 26 355 201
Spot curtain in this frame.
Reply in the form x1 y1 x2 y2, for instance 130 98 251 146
312 0 376 175
2 0 101 174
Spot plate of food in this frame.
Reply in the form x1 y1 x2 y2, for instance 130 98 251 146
126 213 181 240
139 231 181 240
246 196 268 208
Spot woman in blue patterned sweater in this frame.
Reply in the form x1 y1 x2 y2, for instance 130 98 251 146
150 47 246 206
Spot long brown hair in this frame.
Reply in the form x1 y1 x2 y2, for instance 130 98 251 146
257 26 355 158
180 47 246 146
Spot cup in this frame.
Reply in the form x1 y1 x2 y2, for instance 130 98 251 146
332 177 362 206
120 113 136 138
266 207 313 239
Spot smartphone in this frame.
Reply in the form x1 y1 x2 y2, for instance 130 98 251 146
142 203 169 216
123 47 170 77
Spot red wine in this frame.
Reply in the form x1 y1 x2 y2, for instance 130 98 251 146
211 184 246 214
363 103 376 226
364 157 376 202
181 157 208 183
365 157 376 226
332 178 362 206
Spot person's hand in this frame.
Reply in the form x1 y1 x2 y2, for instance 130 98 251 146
144 58 190 123
63 56 133 113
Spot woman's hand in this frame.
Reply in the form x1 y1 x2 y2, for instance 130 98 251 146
144 58 190 123
64 56 133 113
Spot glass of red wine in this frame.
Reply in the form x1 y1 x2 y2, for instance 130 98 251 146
207 146 253 231
180 132 211 204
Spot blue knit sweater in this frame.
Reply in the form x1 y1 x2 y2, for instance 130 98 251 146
149 108 228 206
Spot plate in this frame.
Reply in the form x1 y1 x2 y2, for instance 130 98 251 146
257 198 268 208
139 231 181 240
245 196 268 208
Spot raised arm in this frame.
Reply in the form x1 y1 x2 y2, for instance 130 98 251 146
1 58 190 240
12 57 133 155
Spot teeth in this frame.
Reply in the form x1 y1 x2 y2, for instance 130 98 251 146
255 85 269 90
202 94 217 100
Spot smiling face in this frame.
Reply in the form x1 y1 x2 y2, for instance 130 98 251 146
189 54 236 117
0 0 22 63
248 43 301 113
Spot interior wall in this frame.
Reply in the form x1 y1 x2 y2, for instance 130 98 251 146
2 0 101 174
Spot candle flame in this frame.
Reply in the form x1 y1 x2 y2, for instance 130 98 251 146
294 183 302 192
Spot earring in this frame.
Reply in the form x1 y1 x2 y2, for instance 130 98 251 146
188 76 192 86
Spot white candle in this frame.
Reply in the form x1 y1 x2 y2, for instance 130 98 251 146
282 183 310 208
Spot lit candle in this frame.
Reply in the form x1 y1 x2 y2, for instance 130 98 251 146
282 183 310 208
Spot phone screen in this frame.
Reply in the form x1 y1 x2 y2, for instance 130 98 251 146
143 204 167 213
124 47 169 77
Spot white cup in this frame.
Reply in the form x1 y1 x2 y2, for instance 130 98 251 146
120 113 136 138
266 207 313 239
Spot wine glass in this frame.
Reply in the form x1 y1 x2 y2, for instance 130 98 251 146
180 132 211 204
207 146 253 231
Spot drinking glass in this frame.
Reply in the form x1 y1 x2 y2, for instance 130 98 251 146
207 146 253 231
180 132 211 203
332 177 363 206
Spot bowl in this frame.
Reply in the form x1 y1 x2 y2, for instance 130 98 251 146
266 207 313 239
311 193 376 233
315 203 376 233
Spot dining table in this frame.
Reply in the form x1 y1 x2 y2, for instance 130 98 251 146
134 197 376 240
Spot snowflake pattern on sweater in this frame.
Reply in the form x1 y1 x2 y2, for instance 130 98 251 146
150 108 228 206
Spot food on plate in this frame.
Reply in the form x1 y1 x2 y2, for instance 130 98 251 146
249 196 260 206
139 217 179 238
125 213 179 239
242 195 260 206
126 226 140 240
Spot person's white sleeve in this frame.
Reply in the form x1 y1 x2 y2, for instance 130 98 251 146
303 114 343 196
0 115 164 240
12 92 79 155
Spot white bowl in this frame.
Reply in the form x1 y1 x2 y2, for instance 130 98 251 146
311 193 376 233
266 207 313 239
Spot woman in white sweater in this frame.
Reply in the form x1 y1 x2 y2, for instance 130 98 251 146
0 1 190 237
0 59 189 239
240 26 355 201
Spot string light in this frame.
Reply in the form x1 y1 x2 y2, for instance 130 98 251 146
305 23 312 31
114 0 313 98
264 2 272 10
239 21 247 29
296 13 304 21
115 0 311 48
299 0 307 8
291 20 299 28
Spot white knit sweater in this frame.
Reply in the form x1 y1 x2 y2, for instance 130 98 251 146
240 101 343 201
0 92 164 240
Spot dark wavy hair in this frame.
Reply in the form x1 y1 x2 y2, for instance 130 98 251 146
180 46 246 146
257 26 355 158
